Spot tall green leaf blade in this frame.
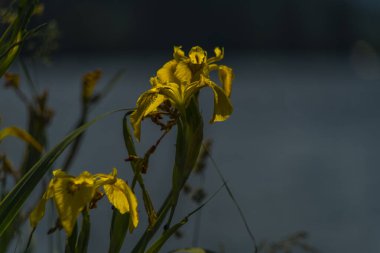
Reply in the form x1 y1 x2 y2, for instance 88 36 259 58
75 210 90 253
145 219 187 253
0 110 122 236
108 209 130 253
145 184 225 253
65 223 78 253
122 114 156 224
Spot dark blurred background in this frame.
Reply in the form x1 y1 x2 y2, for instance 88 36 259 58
22 0 380 53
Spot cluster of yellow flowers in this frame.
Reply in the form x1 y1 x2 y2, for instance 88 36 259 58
30 168 138 236
130 46 234 140
28 46 233 242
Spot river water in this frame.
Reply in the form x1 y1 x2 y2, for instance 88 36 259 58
1 51 380 252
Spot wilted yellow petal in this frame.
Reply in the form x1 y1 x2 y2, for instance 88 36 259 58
4 72 20 89
82 69 102 102
218 65 234 97
53 177 95 236
205 80 233 122
29 196 48 228
130 90 166 140
29 180 54 228
0 126 43 152
189 46 206 65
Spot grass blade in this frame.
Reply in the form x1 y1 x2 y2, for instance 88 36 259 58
145 183 225 253
203 145 258 253
108 209 130 253
75 210 90 253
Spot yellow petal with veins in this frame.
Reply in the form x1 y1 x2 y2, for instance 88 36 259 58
189 46 206 65
103 178 131 214
157 60 178 83
52 175 95 236
173 46 186 61
130 90 166 141
205 80 233 123
124 182 139 231
103 177 138 231
218 65 234 97
174 61 192 83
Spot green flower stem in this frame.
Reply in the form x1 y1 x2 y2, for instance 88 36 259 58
132 97 203 253
130 191 173 253
20 105 49 175
75 210 90 253
62 103 89 172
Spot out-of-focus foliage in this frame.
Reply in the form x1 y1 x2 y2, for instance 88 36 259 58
0 0 40 77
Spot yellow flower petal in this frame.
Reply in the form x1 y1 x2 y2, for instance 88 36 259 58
205 80 233 122
218 65 234 97
52 176 96 236
157 82 183 106
207 47 224 64
103 178 130 214
82 69 102 102
103 178 138 232
52 169 72 178
29 178 55 228
74 171 94 185
173 46 186 61
93 168 117 187
157 60 178 83
183 81 204 106
29 197 48 228
174 61 192 83
214 47 223 59
189 46 206 65
0 126 43 152
130 90 166 140
124 182 139 231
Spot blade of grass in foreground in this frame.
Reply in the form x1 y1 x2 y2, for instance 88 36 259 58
145 183 225 253
0 109 131 236
203 144 258 253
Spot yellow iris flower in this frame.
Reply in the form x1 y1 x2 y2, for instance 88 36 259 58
130 46 234 140
30 168 138 236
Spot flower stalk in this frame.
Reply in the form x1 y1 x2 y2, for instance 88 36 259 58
130 45 233 252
